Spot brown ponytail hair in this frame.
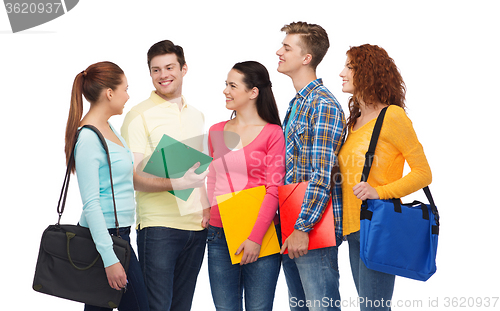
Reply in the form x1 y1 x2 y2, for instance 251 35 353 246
65 61 124 172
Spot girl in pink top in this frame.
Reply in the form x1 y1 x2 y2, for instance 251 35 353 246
206 61 285 310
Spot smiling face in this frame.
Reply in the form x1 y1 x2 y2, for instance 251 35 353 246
276 34 308 77
339 56 355 94
150 53 187 101
223 69 256 112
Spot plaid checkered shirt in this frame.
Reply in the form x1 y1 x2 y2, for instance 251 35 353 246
282 79 346 238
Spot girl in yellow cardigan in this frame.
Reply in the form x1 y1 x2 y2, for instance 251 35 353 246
338 44 432 310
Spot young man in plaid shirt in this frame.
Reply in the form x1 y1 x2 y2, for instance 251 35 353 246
277 22 346 311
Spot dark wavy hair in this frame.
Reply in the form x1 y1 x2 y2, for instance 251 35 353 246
346 44 406 129
231 61 281 126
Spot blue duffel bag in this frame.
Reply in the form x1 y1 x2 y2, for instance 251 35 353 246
359 187 439 281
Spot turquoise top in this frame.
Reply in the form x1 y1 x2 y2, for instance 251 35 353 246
284 98 298 139
74 124 135 267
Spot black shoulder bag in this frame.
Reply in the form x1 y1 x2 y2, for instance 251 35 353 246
32 125 131 308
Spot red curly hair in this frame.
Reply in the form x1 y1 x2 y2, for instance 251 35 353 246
346 44 406 129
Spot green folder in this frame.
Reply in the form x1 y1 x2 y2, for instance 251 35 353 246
143 134 213 201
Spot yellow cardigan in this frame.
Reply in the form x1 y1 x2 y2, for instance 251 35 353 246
338 105 432 236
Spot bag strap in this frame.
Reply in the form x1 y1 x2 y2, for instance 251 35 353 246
359 107 439 230
57 125 121 236
359 107 388 220
424 186 440 230
360 106 388 183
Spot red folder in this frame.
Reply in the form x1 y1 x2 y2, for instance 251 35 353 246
278 182 336 254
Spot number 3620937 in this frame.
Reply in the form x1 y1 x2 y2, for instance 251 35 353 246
5 2 62 14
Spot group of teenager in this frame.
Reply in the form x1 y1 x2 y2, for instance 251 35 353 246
65 21 432 311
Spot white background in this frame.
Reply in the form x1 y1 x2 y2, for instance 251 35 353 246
1 0 499 310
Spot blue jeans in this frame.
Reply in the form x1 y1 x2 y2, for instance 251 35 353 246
137 226 207 311
207 225 281 311
347 231 395 311
281 236 342 311
85 227 149 311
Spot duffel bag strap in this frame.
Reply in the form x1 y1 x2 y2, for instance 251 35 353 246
360 107 388 184
360 107 388 215
57 125 121 237
358 107 439 234
423 186 440 234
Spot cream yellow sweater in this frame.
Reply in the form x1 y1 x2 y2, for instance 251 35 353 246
338 105 432 236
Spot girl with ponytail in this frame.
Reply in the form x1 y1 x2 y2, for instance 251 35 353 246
65 62 149 311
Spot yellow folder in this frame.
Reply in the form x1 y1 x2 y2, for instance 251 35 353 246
216 185 281 265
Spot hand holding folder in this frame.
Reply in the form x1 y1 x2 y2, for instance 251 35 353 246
278 182 336 254
143 134 213 201
217 186 281 265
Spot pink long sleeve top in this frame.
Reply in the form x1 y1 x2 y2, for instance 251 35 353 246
207 121 286 245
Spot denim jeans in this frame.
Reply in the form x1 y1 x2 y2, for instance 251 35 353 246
84 227 150 311
207 225 281 311
282 236 343 311
137 226 207 311
347 231 395 311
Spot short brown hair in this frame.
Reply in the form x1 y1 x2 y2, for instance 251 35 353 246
147 40 186 70
281 21 329 70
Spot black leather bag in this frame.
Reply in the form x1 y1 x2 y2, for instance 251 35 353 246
32 125 131 308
